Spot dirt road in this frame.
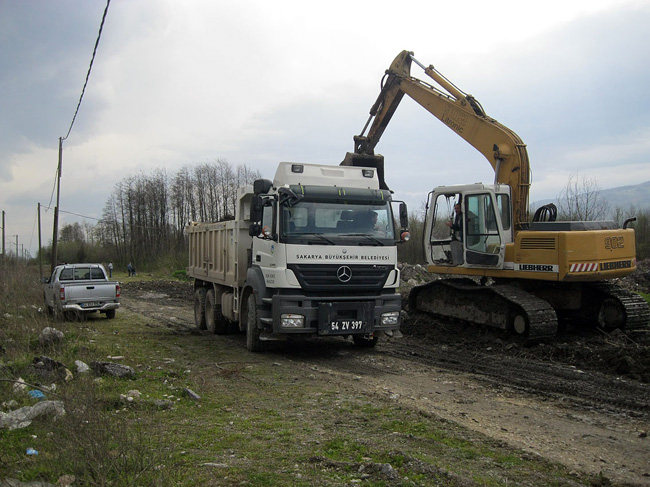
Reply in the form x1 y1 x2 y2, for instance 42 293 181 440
120 279 650 486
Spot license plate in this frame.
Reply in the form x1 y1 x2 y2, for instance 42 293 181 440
81 302 100 308
328 320 366 334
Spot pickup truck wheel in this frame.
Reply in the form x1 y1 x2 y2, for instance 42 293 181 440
194 288 207 329
246 293 264 352
206 289 229 335
105 309 116 319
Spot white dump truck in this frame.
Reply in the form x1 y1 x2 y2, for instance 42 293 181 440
186 161 409 351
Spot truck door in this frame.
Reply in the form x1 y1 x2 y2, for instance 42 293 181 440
252 200 278 269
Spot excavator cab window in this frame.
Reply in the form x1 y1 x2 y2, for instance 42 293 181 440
427 193 462 265
464 193 501 265
496 193 511 233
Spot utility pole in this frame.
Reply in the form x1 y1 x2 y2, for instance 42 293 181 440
38 203 43 277
1 210 5 257
51 137 63 273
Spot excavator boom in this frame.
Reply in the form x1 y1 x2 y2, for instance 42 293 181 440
352 50 531 230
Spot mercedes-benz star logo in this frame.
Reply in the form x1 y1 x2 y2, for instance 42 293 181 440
337 266 352 283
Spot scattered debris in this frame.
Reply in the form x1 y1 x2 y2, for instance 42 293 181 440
28 390 46 401
74 360 90 374
0 400 66 431
183 388 201 401
38 327 64 347
90 362 135 378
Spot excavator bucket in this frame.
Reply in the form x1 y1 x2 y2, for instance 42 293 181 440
340 152 389 190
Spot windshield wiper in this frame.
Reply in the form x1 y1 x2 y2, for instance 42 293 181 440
343 234 385 246
292 233 335 245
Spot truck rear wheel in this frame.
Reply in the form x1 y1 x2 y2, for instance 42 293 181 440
105 309 116 319
206 289 229 335
246 293 264 352
194 288 207 329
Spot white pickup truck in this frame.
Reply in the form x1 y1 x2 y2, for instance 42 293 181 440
42 263 120 320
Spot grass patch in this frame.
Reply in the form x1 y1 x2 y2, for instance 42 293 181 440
0 261 611 486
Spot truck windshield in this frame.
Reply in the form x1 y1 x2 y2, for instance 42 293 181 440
280 201 395 243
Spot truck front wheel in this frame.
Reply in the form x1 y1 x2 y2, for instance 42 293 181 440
246 293 264 352
194 288 207 329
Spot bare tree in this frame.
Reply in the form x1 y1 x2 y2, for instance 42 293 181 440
556 173 610 221
88 159 261 267
59 223 85 242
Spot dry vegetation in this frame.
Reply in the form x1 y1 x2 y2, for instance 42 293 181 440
2 260 648 486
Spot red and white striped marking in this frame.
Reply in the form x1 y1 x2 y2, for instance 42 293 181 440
569 263 598 272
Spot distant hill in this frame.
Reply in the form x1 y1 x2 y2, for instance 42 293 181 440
599 181 650 210
532 181 650 214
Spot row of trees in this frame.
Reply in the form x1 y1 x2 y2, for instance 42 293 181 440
42 160 261 269
41 164 649 269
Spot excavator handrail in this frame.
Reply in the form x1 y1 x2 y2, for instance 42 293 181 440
346 50 531 231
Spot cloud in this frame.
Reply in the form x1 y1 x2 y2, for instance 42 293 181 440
1 0 649 256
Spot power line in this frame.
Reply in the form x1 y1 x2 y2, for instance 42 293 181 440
62 0 111 141
40 204 103 222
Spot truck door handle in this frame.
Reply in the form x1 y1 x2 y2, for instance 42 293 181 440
86 286 95 290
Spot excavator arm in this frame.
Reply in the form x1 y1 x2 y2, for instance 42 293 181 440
346 50 531 230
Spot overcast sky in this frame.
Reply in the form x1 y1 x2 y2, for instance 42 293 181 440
1 0 649 258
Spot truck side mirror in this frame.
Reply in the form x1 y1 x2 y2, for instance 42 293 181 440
253 179 273 195
250 195 263 222
399 202 408 229
249 223 262 237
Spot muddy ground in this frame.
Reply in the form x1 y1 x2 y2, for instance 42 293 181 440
120 263 650 486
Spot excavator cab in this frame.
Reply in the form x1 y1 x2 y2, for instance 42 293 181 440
425 184 512 269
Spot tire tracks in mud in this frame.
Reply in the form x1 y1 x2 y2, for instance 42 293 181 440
382 337 650 417
122 289 650 417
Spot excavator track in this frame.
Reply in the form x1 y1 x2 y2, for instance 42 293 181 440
409 278 558 342
586 282 650 333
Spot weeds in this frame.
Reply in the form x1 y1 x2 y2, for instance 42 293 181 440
0 260 609 486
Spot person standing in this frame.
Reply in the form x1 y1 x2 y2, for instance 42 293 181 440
446 203 463 241
108 262 113 278
127 262 133 277
446 202 464 265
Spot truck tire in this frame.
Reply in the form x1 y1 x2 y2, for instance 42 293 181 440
246 293 264 352
105 309 116 319
194 288 207 329
205 289 229 335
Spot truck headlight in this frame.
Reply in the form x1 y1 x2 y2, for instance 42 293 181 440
281 314 305 328
380 311 400 326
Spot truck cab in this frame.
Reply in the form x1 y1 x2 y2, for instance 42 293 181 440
187 162 409 351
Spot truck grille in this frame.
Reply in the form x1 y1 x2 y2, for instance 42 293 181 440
287 264 393 293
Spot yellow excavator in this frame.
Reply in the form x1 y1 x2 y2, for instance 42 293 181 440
342 50 649 340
